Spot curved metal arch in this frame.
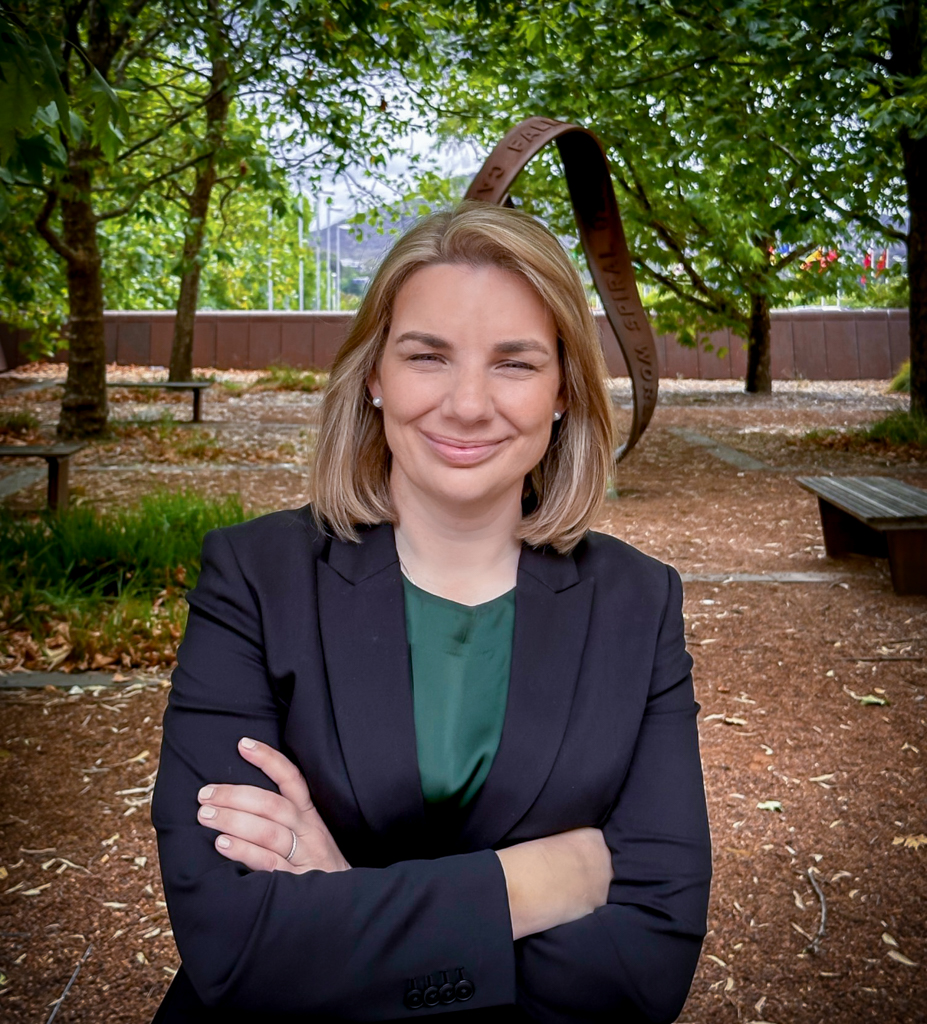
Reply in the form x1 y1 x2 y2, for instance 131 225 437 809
464 116 657 460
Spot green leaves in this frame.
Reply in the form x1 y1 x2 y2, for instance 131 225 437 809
0 11 69 169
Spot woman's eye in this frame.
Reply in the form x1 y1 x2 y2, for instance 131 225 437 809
501 361 537 372
408 353 442 363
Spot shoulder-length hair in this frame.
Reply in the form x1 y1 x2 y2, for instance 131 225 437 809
311 201 616 554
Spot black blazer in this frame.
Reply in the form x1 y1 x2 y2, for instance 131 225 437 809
151 507 712 1023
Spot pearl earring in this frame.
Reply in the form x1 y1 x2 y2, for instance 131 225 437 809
371 396 383 409
553 410 562 421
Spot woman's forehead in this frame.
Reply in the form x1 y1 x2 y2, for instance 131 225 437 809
387 263 556 343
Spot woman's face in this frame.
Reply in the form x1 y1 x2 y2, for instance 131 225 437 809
368 262 563 517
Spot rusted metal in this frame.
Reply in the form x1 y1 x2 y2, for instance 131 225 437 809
465 116 657 460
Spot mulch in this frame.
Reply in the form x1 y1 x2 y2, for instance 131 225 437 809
1 367 925 1023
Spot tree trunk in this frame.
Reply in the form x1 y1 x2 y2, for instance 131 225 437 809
169 163 216 381
169 22 230 382
57 153 108 439
889 1 926 417
744 291 771 394
902 129 927 418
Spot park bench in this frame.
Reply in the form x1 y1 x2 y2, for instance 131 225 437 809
0 442 85 511
106 380 212 422
796 475 927 595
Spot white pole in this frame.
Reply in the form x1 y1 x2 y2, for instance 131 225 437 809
267 206 273 311
336 223 341 311
315 197 322 311
326 204 332 311
298 194 304 312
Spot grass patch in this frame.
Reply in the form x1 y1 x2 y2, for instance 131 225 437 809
253 362 327 392
861 409 927 446
0 409 41 436
801 410 927 455
0 488 253 672
889 360 910 393
216 365 327 396
103 413 224 461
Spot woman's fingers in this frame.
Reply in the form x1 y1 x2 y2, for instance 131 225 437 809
198 782 293 824
213 832 294 874
237 736 314 811
198 803 294 861
196 738 352 874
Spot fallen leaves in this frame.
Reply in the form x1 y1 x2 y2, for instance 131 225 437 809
21 882 51 896
892 834 927 850
704 713 749 726
843 686 890 706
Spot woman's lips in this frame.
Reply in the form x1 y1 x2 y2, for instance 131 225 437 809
423 432 503 465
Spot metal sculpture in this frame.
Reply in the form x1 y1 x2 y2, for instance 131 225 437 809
465 116 657 460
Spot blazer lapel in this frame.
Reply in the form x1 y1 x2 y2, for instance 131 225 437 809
317 523 426 852
457 544 595 852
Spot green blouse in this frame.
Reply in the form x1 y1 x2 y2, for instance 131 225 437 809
402 576 514 815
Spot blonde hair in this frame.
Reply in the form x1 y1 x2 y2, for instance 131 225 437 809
311 201 615 554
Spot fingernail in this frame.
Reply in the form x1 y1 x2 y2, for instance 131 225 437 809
216 836 230 849
240 737 256 749
198 786 215 801
199 805 216 819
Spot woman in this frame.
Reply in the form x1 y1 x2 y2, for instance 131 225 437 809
151 202 712 1023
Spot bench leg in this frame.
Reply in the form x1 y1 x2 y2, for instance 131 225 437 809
192 389 202 423
818 498 887 558
885 530 927 595
46 456 70 512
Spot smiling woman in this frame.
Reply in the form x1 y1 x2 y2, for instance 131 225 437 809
151 202 712 1023
367 263 563 603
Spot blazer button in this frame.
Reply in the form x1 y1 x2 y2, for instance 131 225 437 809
454 979 474 1002
404 984 424 1010
423 984 440 1007
438 982 456 1004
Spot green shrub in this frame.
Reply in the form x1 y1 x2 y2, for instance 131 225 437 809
254 362 325 392
889 360 911 393
861 409 927 447
0 410 41 435
0 489 254 669
0 488 249 599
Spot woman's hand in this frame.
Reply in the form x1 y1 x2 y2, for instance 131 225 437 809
196 737 351 875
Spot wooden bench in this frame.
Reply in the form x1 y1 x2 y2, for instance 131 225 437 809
0 442 86 511
106 380 212 422
796 476 927 595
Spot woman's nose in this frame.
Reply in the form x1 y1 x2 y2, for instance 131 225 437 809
443 368 494 423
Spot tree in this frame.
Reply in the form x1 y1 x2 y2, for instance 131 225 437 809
1 1 204 437
1 1 458 432
428 1 888 393
718 0 926 413
161 0 456 379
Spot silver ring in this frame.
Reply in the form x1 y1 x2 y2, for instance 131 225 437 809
285 829 298 862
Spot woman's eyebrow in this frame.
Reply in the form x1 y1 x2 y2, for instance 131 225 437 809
394 332 550 355
395 331 450 348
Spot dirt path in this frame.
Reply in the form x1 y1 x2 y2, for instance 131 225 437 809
1 370 924 1023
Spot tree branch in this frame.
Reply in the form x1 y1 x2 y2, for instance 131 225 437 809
113 19 168 84
109 0 153 63
95 153 212 221
640 261 749 328
35 191 80 264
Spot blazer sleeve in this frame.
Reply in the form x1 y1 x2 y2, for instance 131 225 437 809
151 527 516 1018
513 564 712 1024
